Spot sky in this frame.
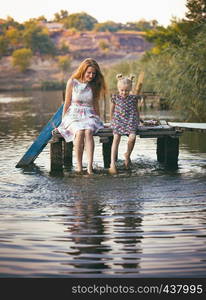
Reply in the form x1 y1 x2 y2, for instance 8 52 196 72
0 0 188 27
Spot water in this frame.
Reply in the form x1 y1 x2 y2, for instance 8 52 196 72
0 91 206 278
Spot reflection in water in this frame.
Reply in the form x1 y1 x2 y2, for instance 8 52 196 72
50 180 143 276
65 192 110 274
0 91 206 277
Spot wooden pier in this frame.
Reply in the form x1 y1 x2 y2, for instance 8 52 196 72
49 121 182 172
16 116 206 173
168 122 206 133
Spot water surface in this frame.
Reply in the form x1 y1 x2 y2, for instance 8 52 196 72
0 91 206 277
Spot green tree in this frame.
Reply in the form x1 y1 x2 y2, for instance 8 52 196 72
94 21 122 32
141 24 206 121
54 10 69 22
124 19 157 31
145 19 198 54
63 13 97 31
12 48 33 72
0 36 9 57
186 0 206 22
98 40 110 51
58 55 71 73
5 27 22 48
138 3 206 121
57 55 71 84
22 20 56 55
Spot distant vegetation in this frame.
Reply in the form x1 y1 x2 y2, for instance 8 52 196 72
1 0 205 121
104 0 206 122
130 0 206 122
0 11 156 75
0 11 157 58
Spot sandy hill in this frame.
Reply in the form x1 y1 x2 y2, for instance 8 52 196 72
0 29 151 91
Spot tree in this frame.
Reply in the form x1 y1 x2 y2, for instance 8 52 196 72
5 27 22 48
58 55 71 73
186 0 206 22
145 19 199 54
0 36 9 57
22 20 56 55
124 19 157 31
98 40 110 51
63 13 97 31
94 21 122 32
12 48 32 72
54 10 69 22
140 23 206 121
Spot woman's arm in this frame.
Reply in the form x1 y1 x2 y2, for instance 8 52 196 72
62 79 73 117
93 100 100 116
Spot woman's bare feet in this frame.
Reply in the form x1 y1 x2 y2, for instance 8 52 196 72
75 166 83 174
87 167 94 175
124 153 132 169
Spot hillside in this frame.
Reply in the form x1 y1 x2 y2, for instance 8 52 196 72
0 28 151 91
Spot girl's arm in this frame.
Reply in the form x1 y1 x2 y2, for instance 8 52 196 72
136 96 143 124
62 79 73 117
110 102 115 121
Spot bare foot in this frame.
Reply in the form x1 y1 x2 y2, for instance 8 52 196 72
124 153 132 169
75 170 83 175
108 166 118 175
87 168 94 175
75 167 83 174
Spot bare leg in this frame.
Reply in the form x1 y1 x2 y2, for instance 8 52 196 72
85 129 94 174
109 134 121 174
74 130 85 172
124 133 136 168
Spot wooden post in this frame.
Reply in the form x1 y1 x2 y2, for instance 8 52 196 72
157 137 166 163
50 140 63 173
134 71 144 94
157 136 179 168
165 136 179 167
63 141 73 169
102 136 113 168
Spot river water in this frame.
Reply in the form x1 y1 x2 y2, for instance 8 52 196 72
0 90 206 278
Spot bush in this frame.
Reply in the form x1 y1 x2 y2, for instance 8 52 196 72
12 48 32 72
57 55 71 73
41 80 66 90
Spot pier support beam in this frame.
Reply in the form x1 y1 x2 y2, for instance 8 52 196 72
102 136 113 168
63 141 73 169
50 140 63 173
157 136 179 168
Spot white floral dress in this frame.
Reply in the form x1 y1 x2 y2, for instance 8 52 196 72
57 79 104 142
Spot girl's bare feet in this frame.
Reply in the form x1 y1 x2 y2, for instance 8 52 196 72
124 153 132 169
108 165 118 174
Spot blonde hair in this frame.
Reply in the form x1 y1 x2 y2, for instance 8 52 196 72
116 73 135 91
71 58 106 101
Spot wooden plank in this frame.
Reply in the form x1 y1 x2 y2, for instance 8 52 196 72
16 104 63 167
168 122 206 132
50 125 180 140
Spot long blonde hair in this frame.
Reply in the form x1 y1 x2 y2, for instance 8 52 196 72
71 58 106 101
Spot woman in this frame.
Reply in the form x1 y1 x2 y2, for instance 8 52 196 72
56 58 106 174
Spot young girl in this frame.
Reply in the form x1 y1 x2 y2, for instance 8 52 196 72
56 58 106 175
109 74 140 174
